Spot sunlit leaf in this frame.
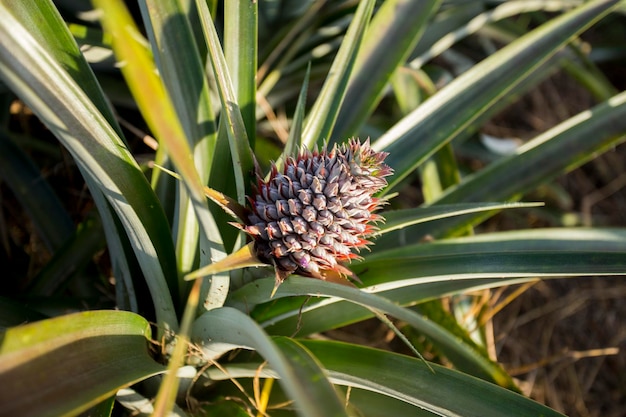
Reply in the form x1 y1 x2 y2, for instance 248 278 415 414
0 0 179 332
0 311 164 417
376 0 620 191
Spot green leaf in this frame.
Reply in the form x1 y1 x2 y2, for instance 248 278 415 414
375 0 620 191
204 340 564 417
362 228 626 275
94 0 209 213
97 0 233 314
5 0 120 130
302 0 376 148
334 0 441 140
243 227 626 332
0 0 179 332
390 64 462 203
224 0 258 147
138 0 221 281
0 310 164 417
273 337 349 417
194 0 262 307
228 228 626 383
228 277 511 385
246 277 533 338
194 0 255 204
339 387 437 417
433 90 626 215
378 202 542 236
301 340 565 417
90 183 140 313
401 89 626 242
192 307 349 417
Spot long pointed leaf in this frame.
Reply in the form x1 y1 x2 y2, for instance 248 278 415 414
203 340 564 417
401 89 626 242
333 0 441 140
0 311 164 417
239 228 626 337
139 0 221 280
250 277 535 343
302 0 376 148
301 340 565 417
378 202 542 236
0 0 179 332
375 0 620 191
192 307 349 417
5 0 120 131
435 89 626 204
225 0 257 147
227 228 626 382
93 0 211 219
228 277 511 385
195 0 255 204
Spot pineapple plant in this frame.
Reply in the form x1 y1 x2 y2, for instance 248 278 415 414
0 0 625 416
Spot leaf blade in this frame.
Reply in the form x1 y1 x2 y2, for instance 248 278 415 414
0 311 164 417
192 307 349 417
302 0 376 148
334 0 441 140
375 0 620 191
0 0 180 332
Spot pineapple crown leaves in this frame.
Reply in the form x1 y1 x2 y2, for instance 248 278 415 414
186 138 392 296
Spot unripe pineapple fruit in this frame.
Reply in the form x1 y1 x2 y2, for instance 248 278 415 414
240 138 392 286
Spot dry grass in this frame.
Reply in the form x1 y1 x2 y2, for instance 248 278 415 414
495 278 626 417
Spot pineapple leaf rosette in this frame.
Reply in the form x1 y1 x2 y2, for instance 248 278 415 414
188 138 392 295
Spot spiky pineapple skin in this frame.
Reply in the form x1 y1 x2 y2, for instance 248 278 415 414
243 138 392 282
